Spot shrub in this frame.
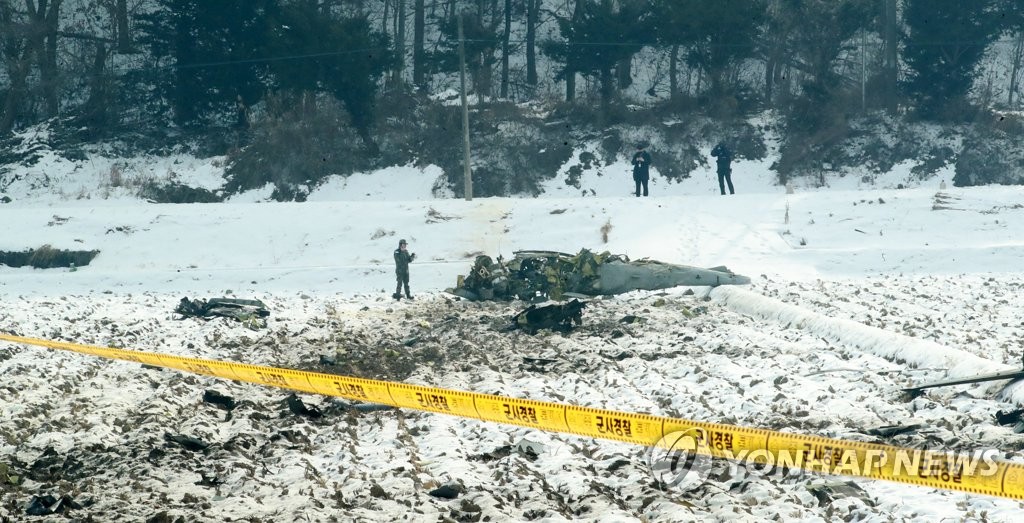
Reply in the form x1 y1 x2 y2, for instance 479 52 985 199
0 245 100 268
224 96 370 200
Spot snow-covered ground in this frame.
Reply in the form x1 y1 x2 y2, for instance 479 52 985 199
3 156 1024 521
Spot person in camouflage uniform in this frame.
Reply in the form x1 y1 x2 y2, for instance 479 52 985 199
393 239 415 300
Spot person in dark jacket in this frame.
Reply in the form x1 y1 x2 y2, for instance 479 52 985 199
711 142 735 195
631 143 652 197
393 239 415 300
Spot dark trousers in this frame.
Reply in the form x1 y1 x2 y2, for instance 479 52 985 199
718 169 734 195
634 174 649 197
395 272 410 297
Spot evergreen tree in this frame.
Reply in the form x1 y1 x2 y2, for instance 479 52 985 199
671 0 765 102
264 2 393 148
777 0 875 130
903 0 1000 120
427 6 501 98
545 0 651 109
138 0 271 126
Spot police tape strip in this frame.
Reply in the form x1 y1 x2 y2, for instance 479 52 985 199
1 332 1022 500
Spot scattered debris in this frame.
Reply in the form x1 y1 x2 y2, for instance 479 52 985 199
994 409 1024 433
46 215 70 227
195 473 223 487
806 480 874 507
0 463 18 485
174 297 269 329
202 390 236 411
514 438 545 458
449 249 749 302
510 299 586 334
995 408 1024 425
369 484 389 499
522 356 558 365
865 424 922 438
370 228 394 240
426 207 456 223
26 494 82 516
163 433 209 452
428 483 464 500
105 225 137 235
287 393 323 419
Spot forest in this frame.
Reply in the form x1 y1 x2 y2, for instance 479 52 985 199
2 0 1024 199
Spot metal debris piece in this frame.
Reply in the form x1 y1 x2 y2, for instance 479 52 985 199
202 390 236 411
514 438 546 458
26 494 82 516
995 408 1024 426
903 368 1024 394
174 297 269 329
428 483 464 499
163 433 209 452
448 249 749 302
806 480 874 507
865 424 922 437
510 299 586 334
287 393 323 419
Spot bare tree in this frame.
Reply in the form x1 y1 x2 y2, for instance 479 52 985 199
500 0 510 98
413 0 424 87
881 0 898 112
26 0 64 118
0 1 33 133
392 0 406 85
1010 32 1024 108
526 0 538 85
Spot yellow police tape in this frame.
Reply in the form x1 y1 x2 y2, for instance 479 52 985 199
2 332 1022 500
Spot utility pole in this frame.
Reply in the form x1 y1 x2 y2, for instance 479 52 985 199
458 12 473 201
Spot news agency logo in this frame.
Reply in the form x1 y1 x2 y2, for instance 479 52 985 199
644 428 713 492
646 429 1003 493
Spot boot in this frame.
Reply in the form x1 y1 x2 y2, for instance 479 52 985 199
392 292 402 300
405 293 414 300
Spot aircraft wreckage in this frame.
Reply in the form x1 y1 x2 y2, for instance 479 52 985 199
448 249 750 301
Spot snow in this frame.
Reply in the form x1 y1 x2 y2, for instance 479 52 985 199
3 156 1024 521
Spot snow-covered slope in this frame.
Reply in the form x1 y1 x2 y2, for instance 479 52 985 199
3 169 1024 520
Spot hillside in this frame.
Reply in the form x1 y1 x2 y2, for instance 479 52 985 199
3 168 1024 520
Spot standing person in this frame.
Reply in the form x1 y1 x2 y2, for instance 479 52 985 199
393 239 415 300
711 142 735 195
631 143 652 197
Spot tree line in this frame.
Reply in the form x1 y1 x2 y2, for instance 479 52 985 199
1 0 1023 146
